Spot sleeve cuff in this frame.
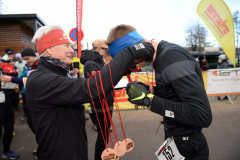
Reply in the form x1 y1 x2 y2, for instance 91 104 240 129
150 96 165 116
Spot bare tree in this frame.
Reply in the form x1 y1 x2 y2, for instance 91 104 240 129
0 0 7 14
184 19 195 50
233 11 240 49
184 20 211 51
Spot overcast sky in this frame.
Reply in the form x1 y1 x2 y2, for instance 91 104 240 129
2 0 240 49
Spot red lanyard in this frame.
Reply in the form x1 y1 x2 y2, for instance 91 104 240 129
87 78 110 150
86 39 157 158
87 65 133 158
108 65 126 141
126 67 141 82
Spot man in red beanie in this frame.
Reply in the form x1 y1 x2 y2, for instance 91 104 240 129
26 25 154 160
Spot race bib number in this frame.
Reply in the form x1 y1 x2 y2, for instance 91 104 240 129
155 137 185 160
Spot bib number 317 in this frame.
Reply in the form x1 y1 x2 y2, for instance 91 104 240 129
155 137 185 160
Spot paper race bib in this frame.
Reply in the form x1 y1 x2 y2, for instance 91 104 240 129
1 82 19 89
155 137 185 160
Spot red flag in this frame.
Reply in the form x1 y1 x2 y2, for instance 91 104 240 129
76 0 83 59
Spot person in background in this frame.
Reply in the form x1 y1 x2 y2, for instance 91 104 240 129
217 55 228 69
69 48 83 78
69 48 89 121
15 53 27 78
8 59 20 111
217 54 229 100
14 53 26 113
2 49 15 63
19 63 28 122
198 55 210 71
0 48 39 157
0 62 19 159
81 39 113 160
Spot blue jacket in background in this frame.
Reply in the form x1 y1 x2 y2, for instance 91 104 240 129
12 60 39 94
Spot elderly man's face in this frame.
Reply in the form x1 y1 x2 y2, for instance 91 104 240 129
51 43 73 65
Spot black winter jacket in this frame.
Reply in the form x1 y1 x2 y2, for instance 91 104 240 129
81 50 114 109
26 48 134 160
150 40 212 152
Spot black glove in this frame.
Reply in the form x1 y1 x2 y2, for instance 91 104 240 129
127 42 155 62
126 82 154 106
135 81 149 91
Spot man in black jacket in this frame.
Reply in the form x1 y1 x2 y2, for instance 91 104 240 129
26 25 154 160
81 39 113 160
105 24 212 160
0 69 19 159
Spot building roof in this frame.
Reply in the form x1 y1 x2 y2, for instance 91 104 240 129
0 14 46 32
0 14 46 26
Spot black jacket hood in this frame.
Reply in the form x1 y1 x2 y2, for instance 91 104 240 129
80 50 103 65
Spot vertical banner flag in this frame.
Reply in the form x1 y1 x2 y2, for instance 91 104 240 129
77 0 83 59
197 0 236 67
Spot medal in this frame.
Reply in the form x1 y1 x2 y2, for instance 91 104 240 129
123 138 134 152
114 141 126 157
101 148 116 160
88 67 138 160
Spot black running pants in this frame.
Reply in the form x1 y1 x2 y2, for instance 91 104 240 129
0 101 14 153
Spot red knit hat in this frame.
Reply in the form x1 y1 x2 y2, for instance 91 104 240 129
35 29 70 55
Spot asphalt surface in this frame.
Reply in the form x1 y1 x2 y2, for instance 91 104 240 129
1 96 240 160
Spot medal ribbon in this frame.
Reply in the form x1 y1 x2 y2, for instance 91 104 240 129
108 64 127 141
87 69 116 150
87 78 109 150
97 70 120 145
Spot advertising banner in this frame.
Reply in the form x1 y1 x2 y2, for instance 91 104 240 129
202 69 240 96
197 0 236 67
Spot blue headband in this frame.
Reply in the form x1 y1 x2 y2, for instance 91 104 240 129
108 30 144 58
